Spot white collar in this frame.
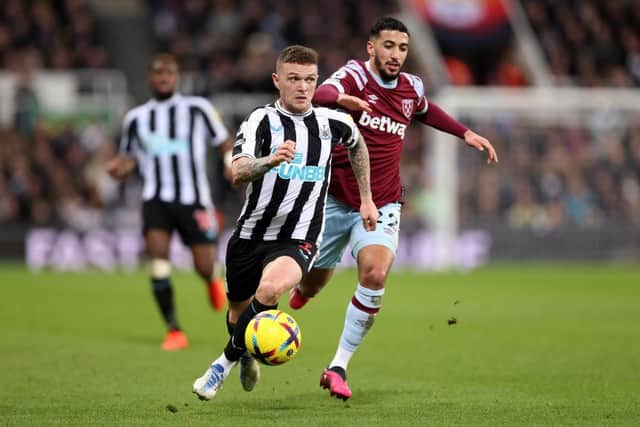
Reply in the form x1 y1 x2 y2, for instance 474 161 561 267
366 60 399 89
275 99 313 117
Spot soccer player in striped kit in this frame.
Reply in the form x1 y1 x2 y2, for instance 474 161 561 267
192 45 378 401
107 53 231 351
289 17 499 400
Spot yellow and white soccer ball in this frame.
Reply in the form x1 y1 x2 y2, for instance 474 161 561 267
245 309 302 366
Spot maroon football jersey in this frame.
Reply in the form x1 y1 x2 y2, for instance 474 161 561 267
317 59 428 209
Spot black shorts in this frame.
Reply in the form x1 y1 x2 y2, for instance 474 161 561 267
142 199 219 246
225 236 318 302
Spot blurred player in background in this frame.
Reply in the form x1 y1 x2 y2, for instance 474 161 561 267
107 53 231 351
192 45 377 401
289 17 499 399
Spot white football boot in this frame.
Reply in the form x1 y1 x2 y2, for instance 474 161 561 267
192 363 229 400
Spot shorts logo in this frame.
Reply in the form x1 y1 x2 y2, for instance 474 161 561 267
193 209 217 240
402 99 413 119
298 242 313 261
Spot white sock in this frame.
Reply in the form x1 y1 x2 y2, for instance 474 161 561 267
329 346 354 371
330 284 384 370
211 352 237 375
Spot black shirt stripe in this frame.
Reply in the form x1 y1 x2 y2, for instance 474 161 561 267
125 118 139 153
150 108 162 200
169 105 181 202
188 106 200 205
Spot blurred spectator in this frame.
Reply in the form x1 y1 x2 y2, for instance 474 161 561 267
524 0 640 86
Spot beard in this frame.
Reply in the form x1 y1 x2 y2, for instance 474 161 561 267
152 89 174 101
373 56 400 82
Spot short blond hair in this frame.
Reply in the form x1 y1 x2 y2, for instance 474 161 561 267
276 45 318 71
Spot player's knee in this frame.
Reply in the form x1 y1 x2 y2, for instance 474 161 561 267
149 258 171 279
227 309 240 325
255 279 281 306
359 265 387 290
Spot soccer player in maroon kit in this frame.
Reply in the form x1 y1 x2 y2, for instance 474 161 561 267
289 17 498 400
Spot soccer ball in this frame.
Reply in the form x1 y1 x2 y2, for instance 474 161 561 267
244 310 302 366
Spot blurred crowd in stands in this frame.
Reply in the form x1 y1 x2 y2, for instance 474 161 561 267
456 116 640 230
0 0 112 228
1 0 640 233
0 0 109 70
146 0 399 93
0 118 125 229
524 0 640 86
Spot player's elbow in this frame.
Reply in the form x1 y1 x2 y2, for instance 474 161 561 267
230 160 243 187
230 168 252 187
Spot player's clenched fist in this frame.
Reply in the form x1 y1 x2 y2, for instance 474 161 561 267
269 140 297 166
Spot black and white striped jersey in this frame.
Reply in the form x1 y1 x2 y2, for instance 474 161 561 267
119 93 229 207
231 101 360 244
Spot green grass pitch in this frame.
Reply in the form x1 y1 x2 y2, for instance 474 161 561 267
1 263 639 426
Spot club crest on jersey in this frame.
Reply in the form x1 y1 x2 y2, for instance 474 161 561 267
320 124 331 140
402 99 413 119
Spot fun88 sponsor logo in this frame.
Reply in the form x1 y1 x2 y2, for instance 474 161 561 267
358 111 407 138
268 149 325 182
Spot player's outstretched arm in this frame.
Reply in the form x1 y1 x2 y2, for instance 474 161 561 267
463 130 499 164
336 94 372 113
416 101 498 164
347 135 378 231
106 154 137 181
231 140 296 186
313 85 372 113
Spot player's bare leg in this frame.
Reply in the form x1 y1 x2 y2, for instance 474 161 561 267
322 245 394 400
145 229 188 350
289 267 335 309
191 243 226 311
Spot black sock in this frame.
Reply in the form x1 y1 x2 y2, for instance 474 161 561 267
151 277 179 331
329 366 347 381
225 310 235 336
223 298 277 362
